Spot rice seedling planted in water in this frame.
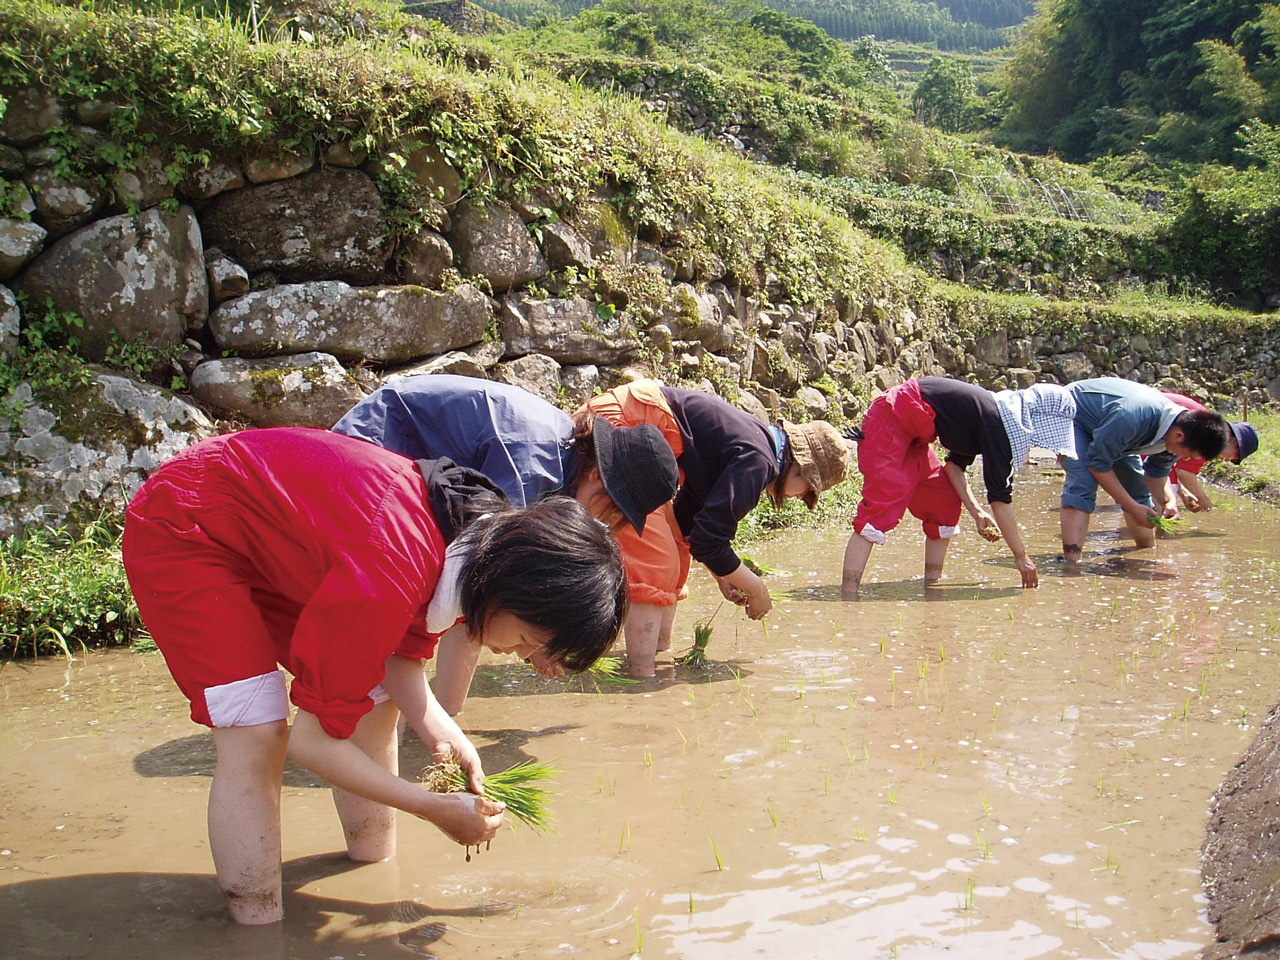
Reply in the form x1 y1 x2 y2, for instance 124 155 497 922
585 656 640 685
676 605 723 667
423 758 559 834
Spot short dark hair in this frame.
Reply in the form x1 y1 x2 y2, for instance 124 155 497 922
457 497 627 672
1174 409 1230 460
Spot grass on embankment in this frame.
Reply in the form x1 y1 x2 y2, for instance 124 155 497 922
0 516 144 661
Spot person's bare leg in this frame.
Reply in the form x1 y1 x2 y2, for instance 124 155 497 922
209 721 289 925
655 605 677 652
842 533 875 595
625 603 666 677
332 699 401 862
923 537 950 583
1061 507 1090 564
1123 511 1157 549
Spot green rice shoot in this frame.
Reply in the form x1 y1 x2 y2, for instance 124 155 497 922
740 554 776 576
423 758 560 834
587 655 640 685
1148 513 1186 533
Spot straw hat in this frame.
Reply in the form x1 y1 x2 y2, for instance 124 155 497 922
779 420 851 510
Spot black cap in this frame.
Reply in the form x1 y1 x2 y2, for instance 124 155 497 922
592 418 679 534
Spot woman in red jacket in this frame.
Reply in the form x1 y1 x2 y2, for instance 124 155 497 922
123 427 625 924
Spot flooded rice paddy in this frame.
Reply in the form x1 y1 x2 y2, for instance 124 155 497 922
4 469 1280 959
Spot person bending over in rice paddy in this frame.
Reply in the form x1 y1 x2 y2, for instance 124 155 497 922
332 373 677 711
1159 391 1258 515
1060 377 1230 565
579 379 850 677
123 427 626 925
842 378 1079 594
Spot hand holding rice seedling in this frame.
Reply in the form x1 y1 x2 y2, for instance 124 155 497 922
1148 513 1186 533
424 758 560 834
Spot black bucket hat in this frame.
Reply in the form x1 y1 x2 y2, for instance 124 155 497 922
592 418 679 534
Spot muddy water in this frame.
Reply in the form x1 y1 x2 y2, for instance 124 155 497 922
4 470 1280 959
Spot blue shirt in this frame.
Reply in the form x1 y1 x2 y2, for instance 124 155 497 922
1067 378 1181 478
332 374 575 507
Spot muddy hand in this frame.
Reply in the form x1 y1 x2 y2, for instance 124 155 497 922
433 739 485 794
432 791 505 846
975 513 1002 542
1015 555 1038 589
526 647 565 679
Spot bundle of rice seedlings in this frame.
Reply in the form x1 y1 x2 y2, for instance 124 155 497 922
423 758 559 834
587 655 640 685
675 619 714 668
1148 513 1186 533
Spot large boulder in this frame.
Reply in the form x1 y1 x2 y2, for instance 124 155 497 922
178 159 245 203
0 218 46 281
492 354 562 403
500 293 637 364
0 373 215 536
23 167 107 236
200 168 390 283
208 281 493 364
449 203 548 293
0 87 64 146
189 352 364 428
17 206 208 361
402 229 453 288
111 147 175 211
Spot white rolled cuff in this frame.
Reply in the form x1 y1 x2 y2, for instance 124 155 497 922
858 524 889 545
939 524 960 539
204 669 288 728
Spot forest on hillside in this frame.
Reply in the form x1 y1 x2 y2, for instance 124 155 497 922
465 0 1032 50
995 0 1280 162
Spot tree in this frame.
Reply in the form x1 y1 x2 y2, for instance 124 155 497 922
913 55 977 132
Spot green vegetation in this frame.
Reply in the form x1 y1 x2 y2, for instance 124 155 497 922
995 0 1280 162
476 0 1030 49
0 515 143 660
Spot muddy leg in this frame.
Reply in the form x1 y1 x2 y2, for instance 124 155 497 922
332 699 402 862
655 605 677 653
923 536 950 583
625 603 667 677
209 720 289 925
1061 507 1089 565
842 533 875 596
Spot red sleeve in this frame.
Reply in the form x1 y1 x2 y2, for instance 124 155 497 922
1176 456 1206 476
395 619 442 661
287 553 430 739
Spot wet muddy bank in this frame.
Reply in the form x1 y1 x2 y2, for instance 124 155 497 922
1201 701 1280 960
